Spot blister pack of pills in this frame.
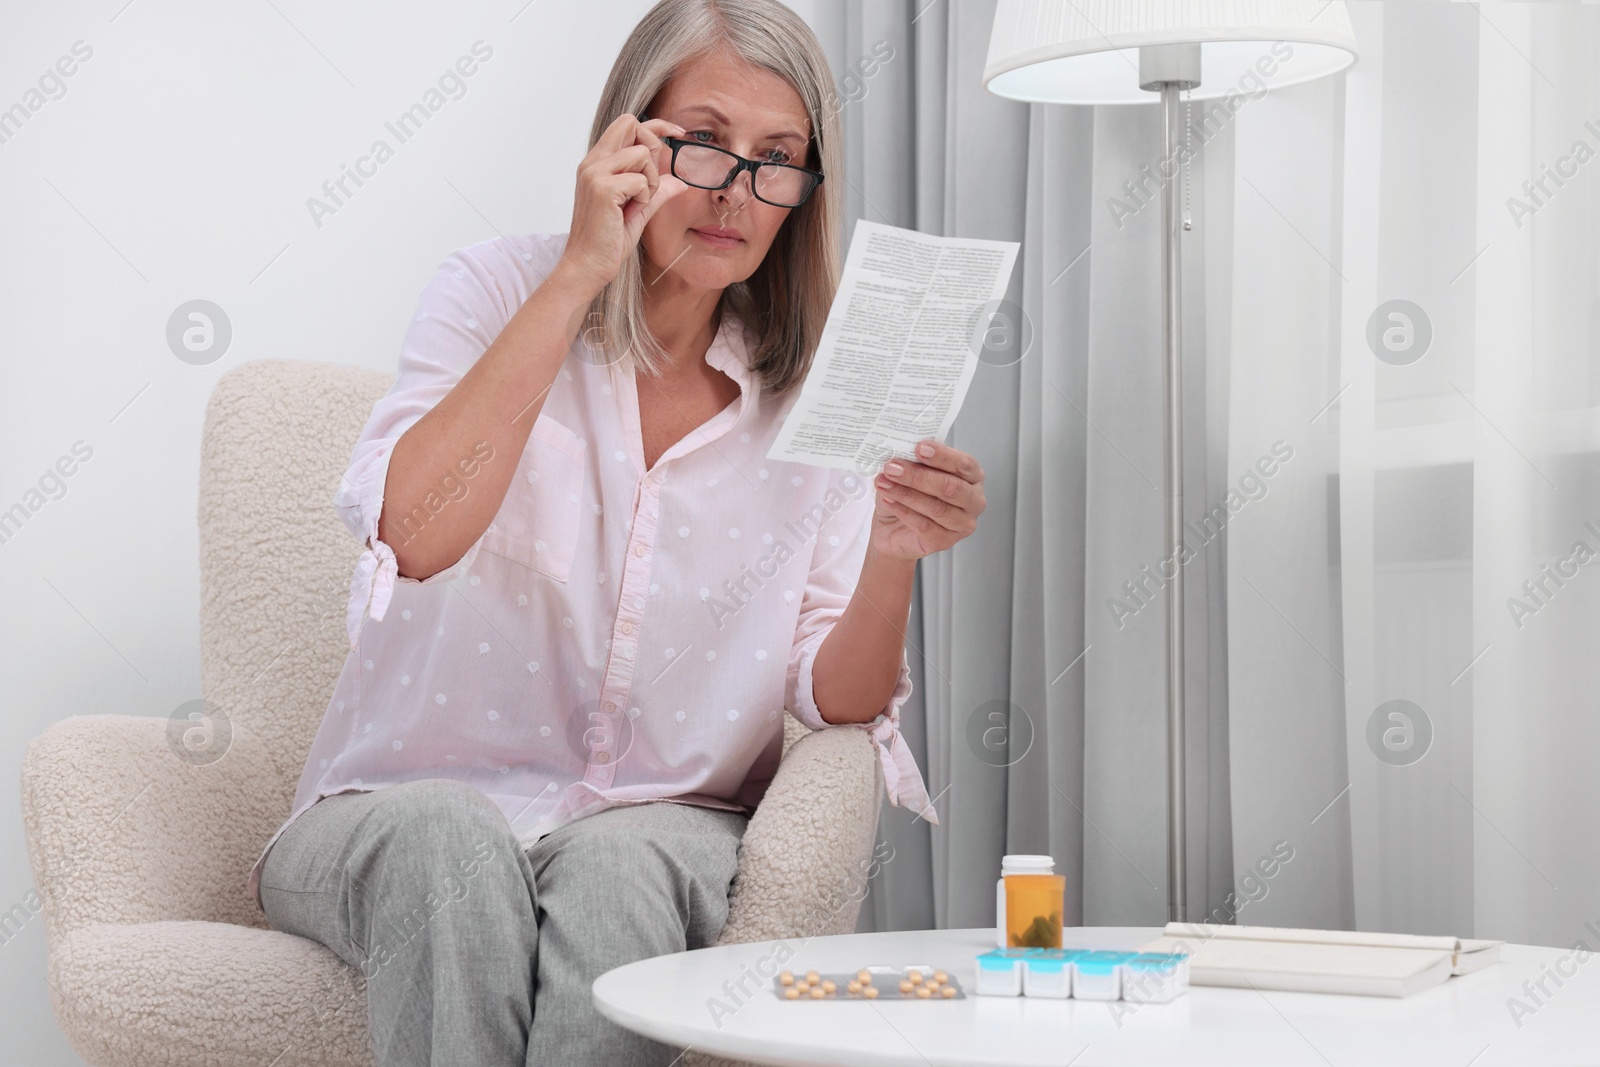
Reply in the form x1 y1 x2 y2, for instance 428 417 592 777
773 964 966 1000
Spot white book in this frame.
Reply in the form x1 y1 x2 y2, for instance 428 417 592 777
1138 923 1503 998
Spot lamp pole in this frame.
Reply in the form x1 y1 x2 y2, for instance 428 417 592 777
1140 43 1201 925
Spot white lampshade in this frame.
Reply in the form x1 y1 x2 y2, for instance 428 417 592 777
984 0 1358 105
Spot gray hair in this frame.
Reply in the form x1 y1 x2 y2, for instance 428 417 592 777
584 0 843 397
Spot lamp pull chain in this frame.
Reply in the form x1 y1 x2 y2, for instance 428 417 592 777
1182 92 1193 231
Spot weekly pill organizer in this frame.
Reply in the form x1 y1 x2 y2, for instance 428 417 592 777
976 948 1190 1001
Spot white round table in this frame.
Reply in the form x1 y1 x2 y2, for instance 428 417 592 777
592 926 1600 1066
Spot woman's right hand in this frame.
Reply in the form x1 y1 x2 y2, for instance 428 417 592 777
556 113 692 298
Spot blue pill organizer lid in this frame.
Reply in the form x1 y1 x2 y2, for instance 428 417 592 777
977 948 1033 969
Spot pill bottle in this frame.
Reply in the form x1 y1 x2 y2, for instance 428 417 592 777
995 855 1055 947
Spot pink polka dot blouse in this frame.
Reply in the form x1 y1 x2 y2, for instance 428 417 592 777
248 232 936 909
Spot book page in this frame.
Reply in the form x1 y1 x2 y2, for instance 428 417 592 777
1162 922 1505 967
767 219 1020 474
1140 935 1455 998
1164 922 1465 952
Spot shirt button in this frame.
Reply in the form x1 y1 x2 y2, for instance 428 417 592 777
620 621 634 635
603 701 616 713
596 751 611 763
634 543 647 557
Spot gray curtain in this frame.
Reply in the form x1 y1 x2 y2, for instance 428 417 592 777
808 0 1237 934
1222 2 1600 947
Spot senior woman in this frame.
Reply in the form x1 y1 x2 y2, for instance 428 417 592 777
249 1 985 1064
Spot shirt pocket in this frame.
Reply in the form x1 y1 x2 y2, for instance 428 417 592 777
480 415 587 583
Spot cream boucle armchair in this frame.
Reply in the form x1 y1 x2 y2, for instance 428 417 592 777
20 358 881 1067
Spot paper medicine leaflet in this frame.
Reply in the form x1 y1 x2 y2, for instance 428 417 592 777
767 219 1020 473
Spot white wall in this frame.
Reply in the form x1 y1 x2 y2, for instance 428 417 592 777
0 1 849 1061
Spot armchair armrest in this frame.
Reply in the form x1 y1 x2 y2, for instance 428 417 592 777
713 717 883 947
21 715 287 942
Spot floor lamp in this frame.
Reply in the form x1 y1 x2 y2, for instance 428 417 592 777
981 0 1358 923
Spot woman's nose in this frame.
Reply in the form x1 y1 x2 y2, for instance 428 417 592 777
715 168 754 212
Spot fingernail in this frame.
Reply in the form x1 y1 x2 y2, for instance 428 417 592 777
917 442 935 457
885 462 904 476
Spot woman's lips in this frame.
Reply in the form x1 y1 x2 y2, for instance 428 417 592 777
691 228 742 248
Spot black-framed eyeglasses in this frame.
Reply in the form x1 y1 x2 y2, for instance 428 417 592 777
651 130 824 209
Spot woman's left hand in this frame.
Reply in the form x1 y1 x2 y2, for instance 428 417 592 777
869 439 986 561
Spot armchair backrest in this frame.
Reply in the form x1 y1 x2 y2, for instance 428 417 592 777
197 358 393 817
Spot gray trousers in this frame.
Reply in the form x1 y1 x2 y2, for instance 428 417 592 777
258 778 749 1066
